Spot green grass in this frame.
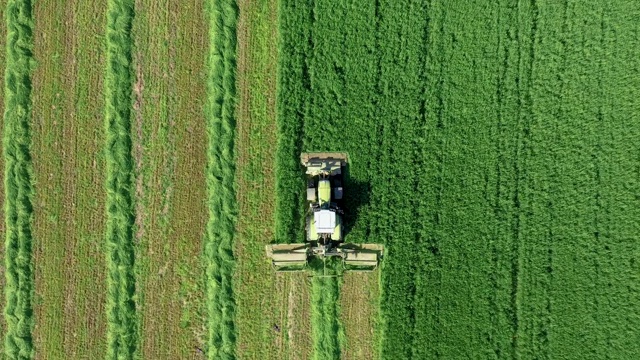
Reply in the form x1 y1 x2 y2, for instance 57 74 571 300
231 0 316 357
104 0 137 358
205 0 238 358
310 259 344 360
277 0 640 359
0 0 6 353
3 0 35 358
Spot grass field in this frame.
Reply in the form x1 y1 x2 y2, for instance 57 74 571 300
3 0 640 359
277 0 640 359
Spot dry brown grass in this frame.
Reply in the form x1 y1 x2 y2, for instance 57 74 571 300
31 0 108 358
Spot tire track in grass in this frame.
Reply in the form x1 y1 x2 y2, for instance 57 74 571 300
4 0 35 357
511 0 537 354
487 0 527 356
522 0 568 356
412 1 445 356
593 2 640 356
517 0 550 356
581 5 607 353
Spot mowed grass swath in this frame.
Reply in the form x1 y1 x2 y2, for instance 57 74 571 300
205 0 238 358
3 0 35 358
104 0 137 358
310 260 344 360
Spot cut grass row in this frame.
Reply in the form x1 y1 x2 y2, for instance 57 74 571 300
0 0 8 355
104 0 137 358
205 0 239 358
310 260 344 360
3 0 35 358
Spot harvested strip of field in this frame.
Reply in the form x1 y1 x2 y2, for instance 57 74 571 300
131 0 208 357
3 0 36 358
340 272 379 360
105 0 137 357
30 0 108 358
233 0 313 358
205 0 238 357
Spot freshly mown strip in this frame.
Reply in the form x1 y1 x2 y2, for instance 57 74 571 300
30 0 108 357
205 0 238 357
105 0 137 358
131 0 209 357
233 0 313 357
3 0 35 358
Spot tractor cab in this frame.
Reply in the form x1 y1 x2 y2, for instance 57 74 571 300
307 178 342 243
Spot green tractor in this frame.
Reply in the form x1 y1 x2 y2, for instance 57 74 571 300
265 152 384 272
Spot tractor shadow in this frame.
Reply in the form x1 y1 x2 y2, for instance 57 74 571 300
340 163 371 239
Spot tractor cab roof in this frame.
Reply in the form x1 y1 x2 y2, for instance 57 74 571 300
314 209 336 234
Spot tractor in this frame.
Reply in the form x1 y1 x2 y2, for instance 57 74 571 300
265 152 384 272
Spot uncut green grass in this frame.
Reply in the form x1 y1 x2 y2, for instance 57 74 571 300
277 0 640 358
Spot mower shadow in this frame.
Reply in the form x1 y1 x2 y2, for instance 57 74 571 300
340 162 371 240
